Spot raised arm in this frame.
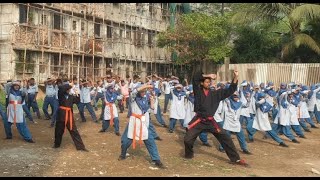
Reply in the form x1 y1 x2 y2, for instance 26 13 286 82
130 84 153 102
171 75 178 80
239 88 247 104
154 74 163 81
146 75 151 82
279 91 288 102
214 70 239 101
192 70 204 96
184 78 189 86
314 86 320 93
255 98 266 107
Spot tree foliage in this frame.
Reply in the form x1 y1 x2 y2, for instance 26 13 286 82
157 13 232 65
157 3 320 64
230 25 282 63
232 3 320 62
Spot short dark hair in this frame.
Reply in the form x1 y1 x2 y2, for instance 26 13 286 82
56 79 62 84
30 78 35 81
201 77 211 83
73 77 77 81
133 75 139 80
126 75 130 78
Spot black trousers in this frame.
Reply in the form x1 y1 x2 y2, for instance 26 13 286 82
184 118 240 162
54 116 86 150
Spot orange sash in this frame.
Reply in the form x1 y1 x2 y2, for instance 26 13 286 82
105 102 114 126
8 101 22 127
131 113 144 149
59 106 73 133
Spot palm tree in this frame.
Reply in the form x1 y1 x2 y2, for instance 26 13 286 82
232 3 320 62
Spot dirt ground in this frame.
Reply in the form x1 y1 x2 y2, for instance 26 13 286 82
1 102 320 177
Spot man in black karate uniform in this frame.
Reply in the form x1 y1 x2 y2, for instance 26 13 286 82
184 70 249 167
53 84 88 151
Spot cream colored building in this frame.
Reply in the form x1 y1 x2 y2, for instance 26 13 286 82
0 3 196 83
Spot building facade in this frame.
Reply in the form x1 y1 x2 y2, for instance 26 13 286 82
0 3 195 83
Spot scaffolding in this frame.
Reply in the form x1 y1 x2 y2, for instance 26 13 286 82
0 3 191 84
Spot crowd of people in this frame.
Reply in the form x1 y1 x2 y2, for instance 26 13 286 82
1 70 320 169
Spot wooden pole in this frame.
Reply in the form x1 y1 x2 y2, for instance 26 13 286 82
71 53 74 78
77 56 80 81
48 54 51 76
92 5 95 82
23 3 30 80
82 54 85 79
68 55 71 79
224 57 230 81
58 52 61 77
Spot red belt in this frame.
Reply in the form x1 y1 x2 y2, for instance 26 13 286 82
188 114 221 133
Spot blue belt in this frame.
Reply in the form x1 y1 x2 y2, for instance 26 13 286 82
46 95 56 98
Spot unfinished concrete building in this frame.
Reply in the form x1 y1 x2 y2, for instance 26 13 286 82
0 3 195 83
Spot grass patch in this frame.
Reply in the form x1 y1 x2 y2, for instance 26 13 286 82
0 90 6 107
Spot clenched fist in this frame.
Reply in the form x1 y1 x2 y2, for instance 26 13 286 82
233 70 239 78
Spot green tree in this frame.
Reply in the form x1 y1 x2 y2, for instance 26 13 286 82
157 13 232 66
232 3 320 62
230 25 282 63
283 18 320 63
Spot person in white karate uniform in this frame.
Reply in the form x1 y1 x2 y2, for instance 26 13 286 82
307 84 320 124
78 80 98 123
118 83 164 168
222 91 252 155
251 92 288 147
169 84 187 133
5 81 35 143
297 86 315 132
287 88 306 138
214 98 227 152
239 80 255 143
248 84 260 141
275 89 300 143
99 84 122 136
